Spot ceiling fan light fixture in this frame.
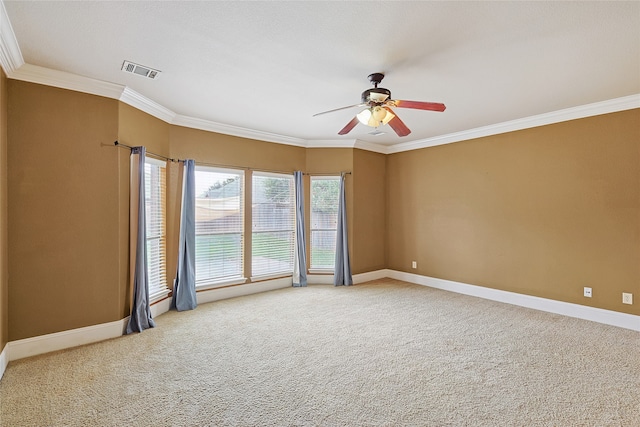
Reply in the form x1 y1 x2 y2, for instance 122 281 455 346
356 108 372 126
357 106 394 127
381 108 395 125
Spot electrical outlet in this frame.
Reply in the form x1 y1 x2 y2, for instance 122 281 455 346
583 287 592 298
411 261 417 269
622 293 633 305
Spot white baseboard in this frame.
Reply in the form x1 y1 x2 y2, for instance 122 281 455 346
307 269 389 285
153 272 388 312
353 269 389 284
0 343 7 380
7 269 633 366
307 274 334 285
150 296 172 319
8 318 129 362
197 276 292 305
388 270 640 332
3 277 295 363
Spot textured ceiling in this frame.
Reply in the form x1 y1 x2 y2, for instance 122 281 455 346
3 1 640 148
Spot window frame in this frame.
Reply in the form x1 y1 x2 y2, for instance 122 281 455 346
144 156 170 303
250 171 296 281
309 175 340 273
194 165 246 290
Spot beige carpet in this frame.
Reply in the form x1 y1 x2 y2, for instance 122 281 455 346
1 279 638 426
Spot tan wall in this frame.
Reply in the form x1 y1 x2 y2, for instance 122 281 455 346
170 126 306 172
5 79 637 344
0 70 7 351
8 81 121 340
387 109 640 315
352 149 386 274
118 104 173 314
118 103 170 156
305 148 354 273
305 148 353 175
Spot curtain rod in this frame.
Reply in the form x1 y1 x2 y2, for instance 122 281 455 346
114 142 352 176
304 172 352 176
114 141 181 163
195 160 296 176
196 161 352 177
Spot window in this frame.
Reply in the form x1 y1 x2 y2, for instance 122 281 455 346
195 167 244 287
145 157 168 301
252 172 295 279
310 176 340 270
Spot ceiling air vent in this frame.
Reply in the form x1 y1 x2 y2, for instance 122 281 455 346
368 130 385 136
121 61 160 79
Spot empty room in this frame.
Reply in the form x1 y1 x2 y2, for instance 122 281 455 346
0 1 638 426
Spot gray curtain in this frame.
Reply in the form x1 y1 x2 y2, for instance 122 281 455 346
126 146 156 334
333 173 352 286
292 171 307 287
172 159 197 311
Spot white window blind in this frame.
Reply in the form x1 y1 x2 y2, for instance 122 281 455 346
252 172 295 279
144 158 168 301
195 167 244 286
310 176 340 270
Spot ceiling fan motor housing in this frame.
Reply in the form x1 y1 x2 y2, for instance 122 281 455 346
362 87 391 104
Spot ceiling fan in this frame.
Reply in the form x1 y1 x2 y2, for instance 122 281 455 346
313 73 446 137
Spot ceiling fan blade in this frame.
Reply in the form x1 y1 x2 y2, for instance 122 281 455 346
338 117 360 135
393 100 446 112
384 107 411 137
313 103 366 117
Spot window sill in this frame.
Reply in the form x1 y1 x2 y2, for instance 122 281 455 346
250 272 292 282
196 277 247 291
308 269 334 275
149 288 171 305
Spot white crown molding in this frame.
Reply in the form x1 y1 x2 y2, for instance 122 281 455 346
2 67 639 157
353 139 390 154
0 2 636 154
0 0 23 74
120 86 176 123
7 63 638 156
388 94 640 154
173 114 308 148
12 63 178 126
306 139 356 149
11 63 125 100
304 139 389 154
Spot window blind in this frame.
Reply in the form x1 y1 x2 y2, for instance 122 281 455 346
310 176 340 270
145 158 168 301
194 167 244 285
252 172 295 278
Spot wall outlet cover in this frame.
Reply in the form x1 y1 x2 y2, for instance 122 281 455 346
584 287 592 297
